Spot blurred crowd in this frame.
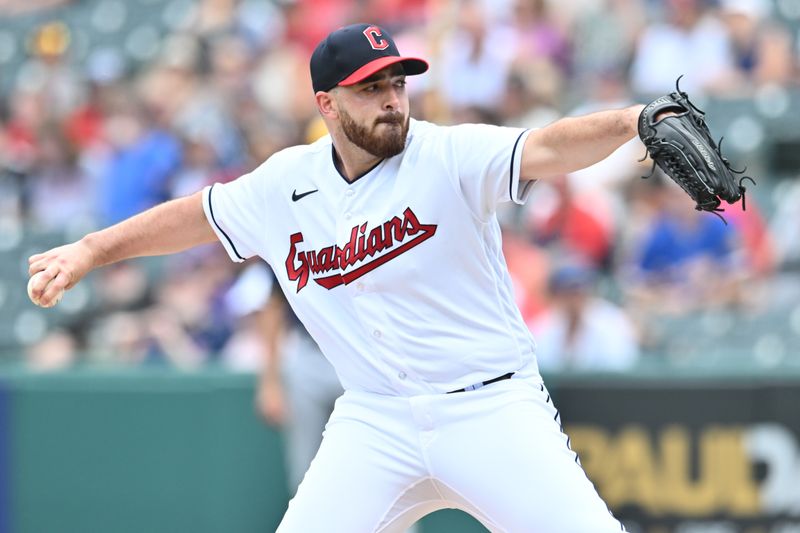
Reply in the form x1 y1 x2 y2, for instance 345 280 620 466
2 0 800 373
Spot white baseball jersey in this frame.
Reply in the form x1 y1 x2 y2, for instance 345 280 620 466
204 118 626 532
203 119 540 396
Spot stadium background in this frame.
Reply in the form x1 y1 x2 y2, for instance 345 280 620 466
1 0 800 531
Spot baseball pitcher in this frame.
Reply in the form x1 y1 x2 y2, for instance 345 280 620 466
28 23 746 532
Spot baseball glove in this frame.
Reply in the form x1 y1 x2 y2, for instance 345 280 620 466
638 77 755 222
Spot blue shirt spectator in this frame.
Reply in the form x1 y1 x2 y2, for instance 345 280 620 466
638 213 735 278
99 128 182 225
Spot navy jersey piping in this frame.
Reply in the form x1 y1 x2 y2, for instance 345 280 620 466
208 184 246 261
508 129 530 202
331 146 384 184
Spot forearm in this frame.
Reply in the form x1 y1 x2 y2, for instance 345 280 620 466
28 190 219 305
521 105 644 180
83 191 217 268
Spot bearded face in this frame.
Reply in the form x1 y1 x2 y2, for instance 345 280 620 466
338 105 409 159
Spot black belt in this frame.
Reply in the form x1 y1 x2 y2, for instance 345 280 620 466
447 372 515 394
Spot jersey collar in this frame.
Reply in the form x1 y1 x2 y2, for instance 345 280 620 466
331 146 385 184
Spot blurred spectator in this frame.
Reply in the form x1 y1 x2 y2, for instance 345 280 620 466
141 34 245 170
510 0 571 77
623 177 746 314
282 0 350 54
146 252 235 364
182 0 244 39
360 0 430 29
25 122 95 231
720 0 795 88
26 329 78 371
531 260 639 371
501 0 569 128
208 34 255 101
170 134 223 199
137 34 203 124
500 69 561 129
179 0 292 59
16 22 84 119
96 97 182 225
92 262 150 312
724 194 777 279
86 251 234 368
571 0 646 86
525 174 614 270
1 88 46 176
65 49 127 151
502 226 551 328
629 0 737 96
771 179 800 269
86 311 149 366
251 22 318 133
437 0 516 122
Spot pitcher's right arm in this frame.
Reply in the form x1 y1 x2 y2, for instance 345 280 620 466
27 191 217 307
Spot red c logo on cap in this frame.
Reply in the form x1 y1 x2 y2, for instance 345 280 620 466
363 26 389 50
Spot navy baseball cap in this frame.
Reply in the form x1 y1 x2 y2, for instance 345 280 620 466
310 23 429 93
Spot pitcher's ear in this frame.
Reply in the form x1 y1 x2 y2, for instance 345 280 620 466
316 90 339 120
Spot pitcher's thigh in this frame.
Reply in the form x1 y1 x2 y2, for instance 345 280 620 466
432 388 623 532
276 414 427 533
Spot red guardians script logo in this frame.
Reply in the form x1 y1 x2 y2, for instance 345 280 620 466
285 207 437 292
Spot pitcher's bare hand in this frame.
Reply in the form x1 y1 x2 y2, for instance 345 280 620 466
27 240 96 307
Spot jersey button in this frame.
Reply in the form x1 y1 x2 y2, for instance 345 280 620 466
398 371 407 380
355 282 365 291
345 189 355 197
372 329 382 339
345 212 352 220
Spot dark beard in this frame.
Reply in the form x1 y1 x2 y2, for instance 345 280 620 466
339 108 409 159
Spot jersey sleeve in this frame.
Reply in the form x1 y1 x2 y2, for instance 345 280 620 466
443 123 535 220
202 168 268 263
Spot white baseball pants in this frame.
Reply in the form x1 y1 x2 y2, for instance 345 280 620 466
276 376 624 532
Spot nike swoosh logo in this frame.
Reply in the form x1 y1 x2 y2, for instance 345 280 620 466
292 189 319 202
